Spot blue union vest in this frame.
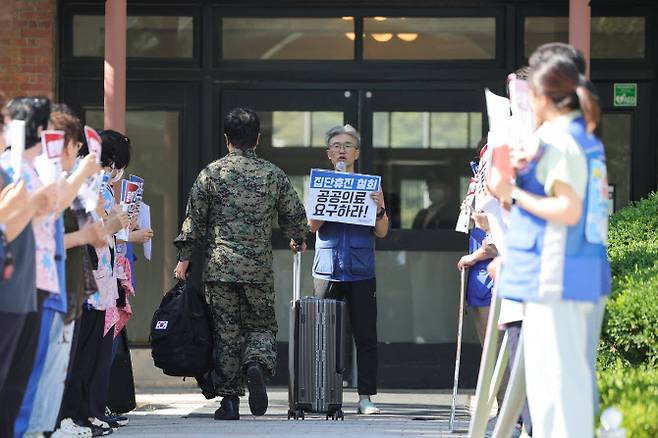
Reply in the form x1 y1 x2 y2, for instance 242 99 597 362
312 221 376 282
498 116 611 303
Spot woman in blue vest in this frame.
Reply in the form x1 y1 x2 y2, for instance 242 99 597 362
310 124 389 415
490 52 610 437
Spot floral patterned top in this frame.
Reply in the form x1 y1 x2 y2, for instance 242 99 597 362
0 152 59 294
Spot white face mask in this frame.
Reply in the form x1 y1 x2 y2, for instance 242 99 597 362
110 168 124 183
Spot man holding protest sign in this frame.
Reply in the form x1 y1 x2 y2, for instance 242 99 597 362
174 108 307 421
308 124 388 415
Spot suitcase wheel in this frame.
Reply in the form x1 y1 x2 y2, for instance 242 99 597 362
326 409 344 421
288 408 304 420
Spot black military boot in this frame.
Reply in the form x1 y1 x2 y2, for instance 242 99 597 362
245 361 268 416
214 396 240 420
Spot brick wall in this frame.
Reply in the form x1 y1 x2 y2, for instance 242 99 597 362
0 0 57 100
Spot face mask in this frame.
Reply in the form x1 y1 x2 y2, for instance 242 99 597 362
110 168 124 183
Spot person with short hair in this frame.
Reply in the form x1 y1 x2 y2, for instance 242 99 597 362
174 107 308 420
309 124 388 415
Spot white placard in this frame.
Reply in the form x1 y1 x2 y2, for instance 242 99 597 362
485 88 511 135
307 168 381 226
138 202 151 261
7 120 25 182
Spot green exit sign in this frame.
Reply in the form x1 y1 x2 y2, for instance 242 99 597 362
614 83 637 107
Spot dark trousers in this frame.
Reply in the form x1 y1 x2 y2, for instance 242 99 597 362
89 325 115 418
314 278 378 396
0 312 26 390
60 307 105 422
0 291 46 438
506 321 533 435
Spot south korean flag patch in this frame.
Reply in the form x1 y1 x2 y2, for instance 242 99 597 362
155 320 169 330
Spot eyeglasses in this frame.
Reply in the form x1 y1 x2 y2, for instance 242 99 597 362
328 142 357 151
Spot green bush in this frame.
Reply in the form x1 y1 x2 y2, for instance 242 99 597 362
598 365 658 438
600 192 658 367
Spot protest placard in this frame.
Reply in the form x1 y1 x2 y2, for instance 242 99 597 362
129 174 144 219
473 143 493 213
7 120 25 182
307 168 380 226
508 73 534 144
79 126 104 212
138 202 152 260
35 130 65 184
84 126 102 164
115 179 140 241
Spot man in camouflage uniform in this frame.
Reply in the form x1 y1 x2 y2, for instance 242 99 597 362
174 108 308 420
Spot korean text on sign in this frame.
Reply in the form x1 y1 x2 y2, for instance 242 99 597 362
307 168 381 226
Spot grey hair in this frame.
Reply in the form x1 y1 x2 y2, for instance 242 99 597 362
325 124 361 148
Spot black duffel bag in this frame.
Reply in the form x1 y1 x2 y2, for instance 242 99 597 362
150 280 213 378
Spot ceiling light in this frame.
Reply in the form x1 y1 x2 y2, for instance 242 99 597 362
397 33 418 42
371 33 393 42
345 32 355 41
373 16 387 21
341 16 353 21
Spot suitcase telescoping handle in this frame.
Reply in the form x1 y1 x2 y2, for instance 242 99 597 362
293 252 301 302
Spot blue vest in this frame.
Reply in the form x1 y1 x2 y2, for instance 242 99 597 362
313 222 376 282
498 116 611 303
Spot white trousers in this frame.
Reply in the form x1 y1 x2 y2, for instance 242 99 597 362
27 315 75 433
523 300 596 438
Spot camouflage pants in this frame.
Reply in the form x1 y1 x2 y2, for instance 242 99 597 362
204 282 278 397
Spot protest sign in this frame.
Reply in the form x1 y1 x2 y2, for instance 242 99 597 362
129 174 145 219
485 88 511 135
138 202 152 260
455 177 477 234
507 73 534 144
455 160 479 234
35 130 65 184
84 126 102 164
115 180 140 241
473 144 493 213
79 126 104 212
7 120 25 182
307 168 380 226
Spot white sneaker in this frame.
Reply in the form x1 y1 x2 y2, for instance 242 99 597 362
52 418 92 438
23 433 44 438
357 399 380 415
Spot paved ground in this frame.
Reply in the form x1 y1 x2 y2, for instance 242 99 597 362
112 387 496 437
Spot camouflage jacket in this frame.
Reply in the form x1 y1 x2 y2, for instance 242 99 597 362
174 148 308 283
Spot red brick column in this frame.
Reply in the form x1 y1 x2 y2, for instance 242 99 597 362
0 0 57 99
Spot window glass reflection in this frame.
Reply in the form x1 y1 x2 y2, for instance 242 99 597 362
374 112 482 149
270 111 343 148
524 16 645 59
221 18 354 60
73 15 194 58
364 17 496 60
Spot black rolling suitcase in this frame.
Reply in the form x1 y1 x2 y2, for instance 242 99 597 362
288 252 346 420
